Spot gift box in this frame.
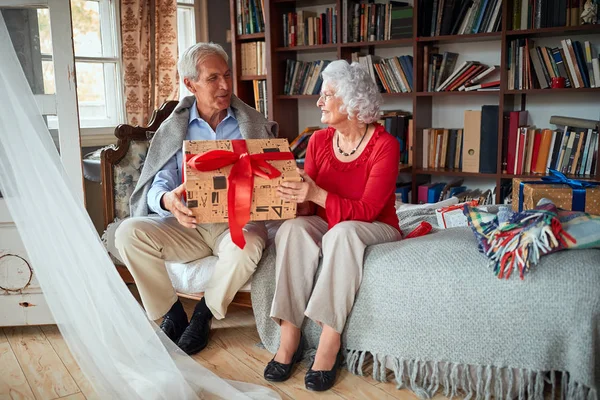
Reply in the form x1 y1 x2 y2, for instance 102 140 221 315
512 170 600 214
183 138 301 248
435 200 479 229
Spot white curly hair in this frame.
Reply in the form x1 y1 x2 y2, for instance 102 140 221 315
321 60 382 124
178 42 229 81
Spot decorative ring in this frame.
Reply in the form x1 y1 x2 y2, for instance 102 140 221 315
0 253 33 292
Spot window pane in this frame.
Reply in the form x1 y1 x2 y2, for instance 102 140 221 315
71 0 103 57
75 62 107 120
177 7 196 54
37 9 53 55
178 0 194 5
42 60 56 95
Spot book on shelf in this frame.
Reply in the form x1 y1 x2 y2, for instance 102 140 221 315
282 7 338 47
236 0 265 35
289 126 321 159
342 1 413 43
509 38 600 90
423 48 500 91
377 110 413 164
511 0 599 30
252 79 267 119
419 0 502 37
502 112 599 176
352 52 413 93
283 59 330 96
422 105 498 173
241 41 266 76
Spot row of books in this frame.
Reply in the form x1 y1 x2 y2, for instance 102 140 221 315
423 49 500 92
418 182 493 204
241 41 266 76
419 0 502 37
511 0 599 30
509 38 600 90
422 106 500 173
282 8 338 47
352 52 414 93
505 111 599 176
377 110 414 165
423 128 464 170
235 0 265 35
252 80 267 119
282 60 330 96
342 1 413 43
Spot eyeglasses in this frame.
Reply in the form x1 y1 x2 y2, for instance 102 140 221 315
318 92 334 101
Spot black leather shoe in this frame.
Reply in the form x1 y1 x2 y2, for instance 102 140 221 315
304 350 344 392
263 334 305 382
177 316 212 355
159 315 188 343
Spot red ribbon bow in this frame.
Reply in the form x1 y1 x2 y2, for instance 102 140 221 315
186 140 294 249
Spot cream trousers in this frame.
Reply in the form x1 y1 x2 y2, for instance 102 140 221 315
270 216 402 333
115 217 267 320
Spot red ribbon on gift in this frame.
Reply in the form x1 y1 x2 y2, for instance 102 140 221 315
186 140 294 249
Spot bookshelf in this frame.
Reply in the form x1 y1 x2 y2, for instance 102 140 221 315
229 0 600 204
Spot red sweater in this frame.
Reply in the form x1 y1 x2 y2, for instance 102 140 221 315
304 123 401 232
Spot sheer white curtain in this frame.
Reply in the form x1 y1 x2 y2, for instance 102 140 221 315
0 15 278 400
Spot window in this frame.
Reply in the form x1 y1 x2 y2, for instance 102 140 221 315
177 0 196 99
38 0 124 129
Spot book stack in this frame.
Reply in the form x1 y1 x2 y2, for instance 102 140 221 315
419 0 502 37
352 52 414 93
511 0 599 30
342 1 413 43
504 112 599 176
378 110 413 165
283 60 330 96
252 80 267 118
241 41 266 76
423 48 500 91
289 126 322 161
236 0 265 35
509 38 600 90
282 7 338 47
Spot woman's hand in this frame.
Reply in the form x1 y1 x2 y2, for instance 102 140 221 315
277 168 327 207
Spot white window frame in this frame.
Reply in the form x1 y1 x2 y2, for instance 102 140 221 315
44 0 124 135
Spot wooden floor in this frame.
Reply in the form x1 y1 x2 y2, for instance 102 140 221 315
0 296 448 400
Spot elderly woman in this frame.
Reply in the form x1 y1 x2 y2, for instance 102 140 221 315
263 60 402 391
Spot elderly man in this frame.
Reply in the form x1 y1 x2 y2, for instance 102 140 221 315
115 42 276 355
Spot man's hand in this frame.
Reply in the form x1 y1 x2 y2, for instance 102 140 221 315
161 183 197 228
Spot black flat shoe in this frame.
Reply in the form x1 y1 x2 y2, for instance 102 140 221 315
159 315 188 343
177 316 212 355
304 350 344 392
264 334 305 382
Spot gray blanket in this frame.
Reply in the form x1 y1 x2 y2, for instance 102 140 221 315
251 208 600 400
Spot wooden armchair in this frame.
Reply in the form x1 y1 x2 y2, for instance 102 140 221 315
100 101 251 307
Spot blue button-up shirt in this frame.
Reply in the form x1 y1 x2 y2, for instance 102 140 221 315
147 101 242 216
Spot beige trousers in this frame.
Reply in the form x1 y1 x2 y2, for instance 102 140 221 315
270 216 402 333
115 217 267 321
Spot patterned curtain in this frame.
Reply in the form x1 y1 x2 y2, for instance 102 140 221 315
121 0 179 126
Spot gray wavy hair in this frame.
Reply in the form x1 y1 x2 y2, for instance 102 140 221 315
178 42 229 81
321 60 382 124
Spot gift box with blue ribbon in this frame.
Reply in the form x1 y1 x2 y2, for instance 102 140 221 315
512 170 600 214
